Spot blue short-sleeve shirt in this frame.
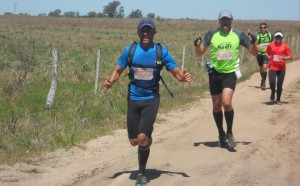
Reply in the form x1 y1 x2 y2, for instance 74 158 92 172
118 42 178 100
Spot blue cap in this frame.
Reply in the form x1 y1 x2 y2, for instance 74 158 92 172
138 18 156 30
218 9 233 19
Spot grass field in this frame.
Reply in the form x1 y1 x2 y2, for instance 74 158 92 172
0 15 299 164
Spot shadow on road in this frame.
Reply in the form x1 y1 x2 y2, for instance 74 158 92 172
193 141 252 152
263 101 289 105
248 85 271 90
109 168 189 182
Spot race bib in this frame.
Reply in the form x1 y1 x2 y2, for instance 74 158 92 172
133 68 154 80
260 43 269 49
217 50 233 60
273 55 282 62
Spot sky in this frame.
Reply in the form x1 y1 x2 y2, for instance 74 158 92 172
0 0 299 20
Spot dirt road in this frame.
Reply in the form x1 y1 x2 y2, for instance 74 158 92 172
1 60 300 186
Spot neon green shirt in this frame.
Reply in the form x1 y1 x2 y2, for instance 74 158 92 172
203 28 251 73
256 32 272 55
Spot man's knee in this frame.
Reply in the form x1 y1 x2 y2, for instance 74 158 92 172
129 138 138 146
138 133 152 147
222 100 232 111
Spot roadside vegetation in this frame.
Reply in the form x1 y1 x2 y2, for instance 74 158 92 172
0 15 299 164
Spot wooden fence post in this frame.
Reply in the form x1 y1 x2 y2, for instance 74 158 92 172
291 36 295 53
46 49 58 110
181 45 186 71
94 49 101 94
297 35 299 58
241 47 245 64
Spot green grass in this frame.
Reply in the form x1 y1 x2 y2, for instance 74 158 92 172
0 15 299 164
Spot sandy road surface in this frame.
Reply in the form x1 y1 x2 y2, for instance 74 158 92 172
1 60 300 186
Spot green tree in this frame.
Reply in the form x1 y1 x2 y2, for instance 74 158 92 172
128 9 143 18
63 11 76 17
103 0 121 18
87 11 97 18
147 13 155 18
116 6 125 18
97 12 107 18
48 9 61 17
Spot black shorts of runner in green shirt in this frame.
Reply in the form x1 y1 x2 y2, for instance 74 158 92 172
256 54 269 67
127 97 160 139
208 70 237 95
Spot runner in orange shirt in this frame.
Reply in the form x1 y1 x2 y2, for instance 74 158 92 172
265 31 293 104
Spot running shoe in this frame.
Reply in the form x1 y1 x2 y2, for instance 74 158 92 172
261 83 266 91
227 133 237 149
276 99 282 105
218 133 227 148
135 173 147 186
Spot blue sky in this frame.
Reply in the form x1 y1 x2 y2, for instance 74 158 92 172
0 0 299 20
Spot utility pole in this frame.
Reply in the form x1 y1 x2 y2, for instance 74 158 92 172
14 3 17 14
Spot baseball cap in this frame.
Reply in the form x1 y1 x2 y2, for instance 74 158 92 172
137 18 156 30
274 31 283 38
218 9 233 19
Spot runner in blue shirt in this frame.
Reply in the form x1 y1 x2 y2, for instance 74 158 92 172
103 17 192 186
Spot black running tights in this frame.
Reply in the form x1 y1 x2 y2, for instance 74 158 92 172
269 70 285 101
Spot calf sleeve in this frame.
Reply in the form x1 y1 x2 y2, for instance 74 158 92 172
138 145 150 174
213 111 224 136
225 109 234 134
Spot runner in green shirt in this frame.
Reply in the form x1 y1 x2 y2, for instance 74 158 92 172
194 9 258 149
255 23 273 90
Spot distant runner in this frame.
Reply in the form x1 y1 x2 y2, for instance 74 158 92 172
255 23 273 90
265 31 293 104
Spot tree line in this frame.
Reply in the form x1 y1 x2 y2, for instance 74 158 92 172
3 1 156 19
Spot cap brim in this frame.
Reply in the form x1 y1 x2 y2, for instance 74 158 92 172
138 24 155 30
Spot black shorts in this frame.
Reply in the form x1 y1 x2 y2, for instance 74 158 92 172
127 97 160 139
256 54 269 66
209 70 237 95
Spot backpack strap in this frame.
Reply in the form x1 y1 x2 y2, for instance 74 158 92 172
127 41 138 67
257 32 272 44
155 43 163 71
155 43 174 98
268 32 272 42
126 42 174 98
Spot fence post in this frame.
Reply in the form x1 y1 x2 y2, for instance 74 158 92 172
201 55 204 67
46 49 59 110
292 36 295 53
297 35 299 58
181 45 186 71
241 47 245 64
94 49 101 94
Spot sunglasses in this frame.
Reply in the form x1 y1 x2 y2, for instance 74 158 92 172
260 26 267 29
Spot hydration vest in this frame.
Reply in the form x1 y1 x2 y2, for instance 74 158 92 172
127 42 174 97
257 32 272 44
256 32 272 54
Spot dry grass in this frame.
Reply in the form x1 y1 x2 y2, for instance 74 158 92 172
0 15 299 164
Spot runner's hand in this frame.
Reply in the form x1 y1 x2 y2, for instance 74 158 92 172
248 33 256 44
103 78 113 89
194 34 202 47
182 68 192 82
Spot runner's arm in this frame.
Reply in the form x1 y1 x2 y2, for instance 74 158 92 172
170 67 192 82
195 44 207 57
247 43 258 57
103 65 124 89
284 45 293 60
